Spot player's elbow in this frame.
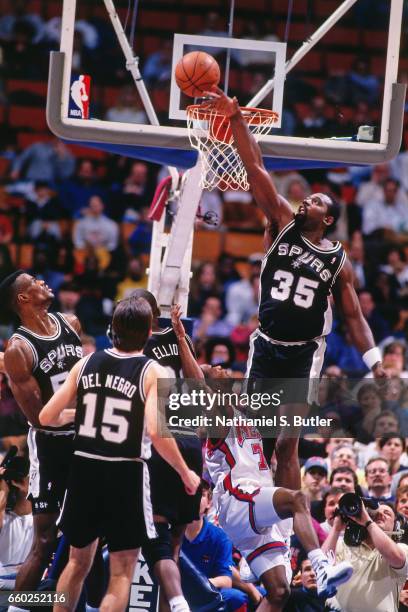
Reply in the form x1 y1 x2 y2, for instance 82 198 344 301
38 408 51 426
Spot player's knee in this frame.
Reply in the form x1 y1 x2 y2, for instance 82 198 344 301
265 581 290 606
67 556 93 578
32 533 57 560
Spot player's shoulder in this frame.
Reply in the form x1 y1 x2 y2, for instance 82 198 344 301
56 312 82 337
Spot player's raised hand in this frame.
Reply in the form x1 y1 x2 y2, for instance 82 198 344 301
201 85 240 118
182 468 201 496
372 362 390 380
170 304 185 340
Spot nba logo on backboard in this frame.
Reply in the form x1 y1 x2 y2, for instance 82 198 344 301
69 75 91 119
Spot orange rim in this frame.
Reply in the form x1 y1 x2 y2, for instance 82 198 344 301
186 104 279 125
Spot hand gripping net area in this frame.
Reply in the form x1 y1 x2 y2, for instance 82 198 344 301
186 105 279 191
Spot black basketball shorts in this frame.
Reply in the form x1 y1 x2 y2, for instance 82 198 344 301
58 454 157 551
148 435 203 526
245 329 326 405
27 428 74 515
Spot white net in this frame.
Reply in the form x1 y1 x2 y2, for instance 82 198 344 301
186 106 279 191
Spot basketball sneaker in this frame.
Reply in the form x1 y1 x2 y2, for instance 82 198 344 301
315 559 353 598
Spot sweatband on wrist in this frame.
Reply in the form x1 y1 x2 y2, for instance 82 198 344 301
363 347 382 369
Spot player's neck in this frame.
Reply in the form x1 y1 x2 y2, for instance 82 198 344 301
152 318 160 332
20 308 56 336
110 347 144 356
300 227 326 247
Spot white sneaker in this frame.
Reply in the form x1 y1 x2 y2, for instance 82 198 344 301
315 560 353 598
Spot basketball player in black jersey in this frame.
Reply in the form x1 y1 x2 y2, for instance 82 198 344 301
110 289 203 612
0 270 82 598
201 89 386 506
39 296 200 612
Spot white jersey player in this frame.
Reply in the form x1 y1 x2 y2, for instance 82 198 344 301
203 367 353 610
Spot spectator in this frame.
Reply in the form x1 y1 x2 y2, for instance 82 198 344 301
365 457 393 501
329 467 358 494
302 457 328 503
299 97 335 139
0 456 33 590
73 195 119 252
356 163 394 206
362 178 408 237
319 487 344 535
330 444 357 469
225 273 259 326
0 212 13 244
111 162 155 222
216 253 241 292
59 158 107 218
182 481 247 612
55 281 81 317
0 373 28 452
10 140 75 184
353 383 382 443
204 337 236 369
189 262 223 317
29 246 65 294
379 434 407 476
348 231 366 289
380 247 408 306
115 257 147 301
24 181 66 242
105 85 147 124
323 501 408 612
127 207 153 256
142 38 173 85
357 290 391 343
284 554 325 612
193 296 233 341
347 57 380 105
396 485 408 519
0 0 44 43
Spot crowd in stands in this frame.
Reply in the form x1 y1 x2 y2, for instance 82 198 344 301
1 0 408 609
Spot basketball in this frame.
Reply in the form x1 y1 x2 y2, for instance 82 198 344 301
175 51 220 98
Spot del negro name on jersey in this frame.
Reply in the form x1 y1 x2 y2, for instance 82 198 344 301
81 372 137 399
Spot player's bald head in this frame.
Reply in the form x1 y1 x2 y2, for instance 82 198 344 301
0 270 28 319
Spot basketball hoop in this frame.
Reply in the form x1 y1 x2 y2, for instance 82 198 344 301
186 105 279 192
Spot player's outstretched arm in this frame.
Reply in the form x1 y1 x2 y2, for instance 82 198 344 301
171 304 204 380
0 352 4 373
333 259 387 379
39 358 84 426
202 86 293 229
4 338 44 427
144 362 200 495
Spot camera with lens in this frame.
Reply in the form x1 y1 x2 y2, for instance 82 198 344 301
334 492 379 546
0 447 29 510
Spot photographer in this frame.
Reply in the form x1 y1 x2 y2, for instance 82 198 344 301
322 497 408 611
0 456 32 590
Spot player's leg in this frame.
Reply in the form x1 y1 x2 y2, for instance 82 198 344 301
54 540 99 612
256 565 290 612
143 519 189 612
275 340 325 489
100 548 140 612
260 488 352 596
14 512 59 591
